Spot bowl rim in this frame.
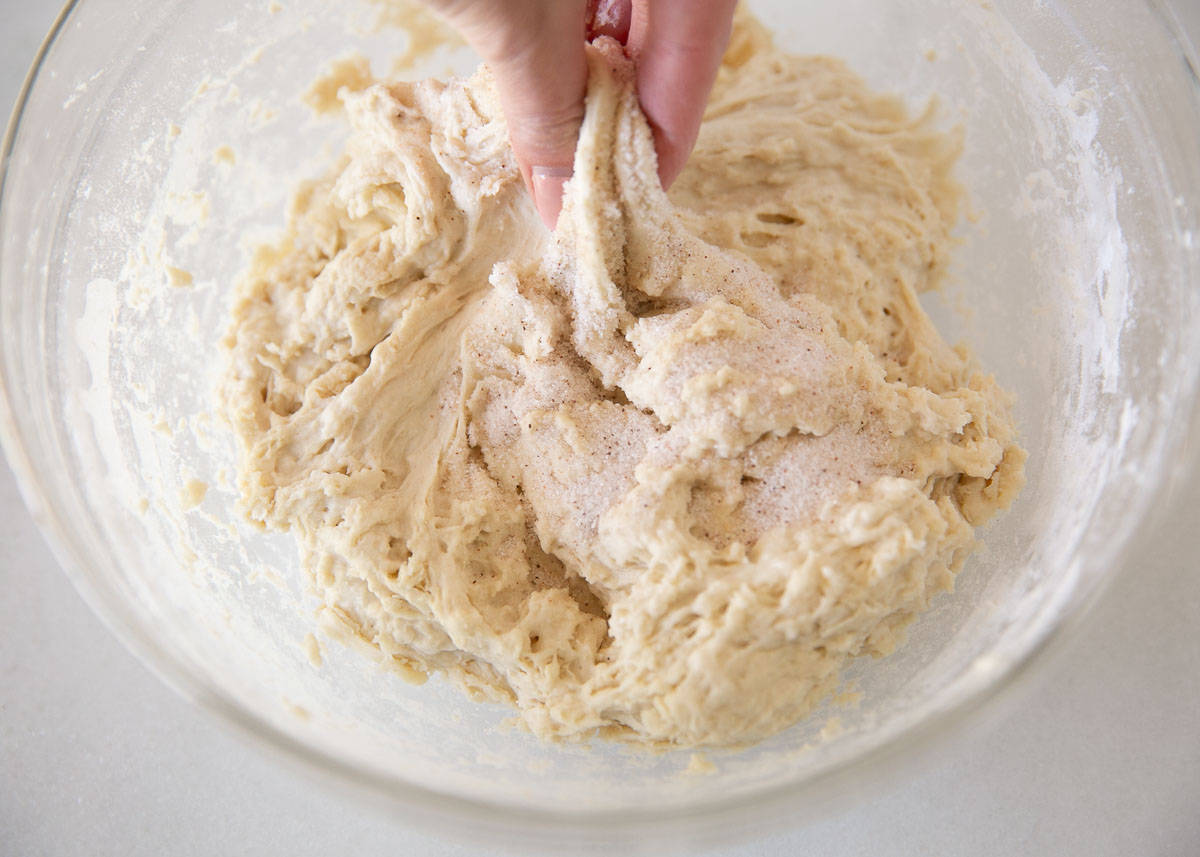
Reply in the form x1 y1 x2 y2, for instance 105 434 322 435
2 0 1199 847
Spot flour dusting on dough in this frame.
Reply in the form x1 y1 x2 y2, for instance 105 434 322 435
220 19 1023 747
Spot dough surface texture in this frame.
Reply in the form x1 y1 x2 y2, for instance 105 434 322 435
222 23 1024 747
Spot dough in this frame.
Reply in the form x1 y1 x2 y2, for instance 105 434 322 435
221 18 1024 747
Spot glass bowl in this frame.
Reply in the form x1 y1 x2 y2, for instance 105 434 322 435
2 0 1197 850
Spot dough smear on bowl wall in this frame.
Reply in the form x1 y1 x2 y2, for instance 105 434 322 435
220 12 1025 747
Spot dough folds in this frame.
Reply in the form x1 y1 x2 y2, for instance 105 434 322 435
222 22 1024 746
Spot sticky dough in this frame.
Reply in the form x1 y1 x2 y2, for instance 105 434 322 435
221 19 1024 747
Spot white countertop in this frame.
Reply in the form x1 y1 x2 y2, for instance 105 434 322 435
2 2 1198 854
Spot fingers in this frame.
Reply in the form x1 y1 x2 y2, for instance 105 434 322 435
431 0 590 227
627 0 737 188
424 0 735 225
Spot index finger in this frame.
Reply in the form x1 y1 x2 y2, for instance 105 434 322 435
627 0 738 188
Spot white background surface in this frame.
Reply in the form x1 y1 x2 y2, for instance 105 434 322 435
2 1 1198 854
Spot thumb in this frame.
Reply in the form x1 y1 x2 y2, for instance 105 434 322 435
433 1 589 227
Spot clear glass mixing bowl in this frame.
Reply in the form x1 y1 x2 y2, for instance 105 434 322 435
2 0 1198 851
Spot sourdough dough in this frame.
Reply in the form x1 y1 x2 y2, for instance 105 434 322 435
221 20 1024 747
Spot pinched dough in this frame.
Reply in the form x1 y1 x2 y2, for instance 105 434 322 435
222 20 1023 747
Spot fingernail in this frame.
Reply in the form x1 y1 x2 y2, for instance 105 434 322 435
531 166 572 229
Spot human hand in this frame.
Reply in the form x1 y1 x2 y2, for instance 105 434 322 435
422 0 738 227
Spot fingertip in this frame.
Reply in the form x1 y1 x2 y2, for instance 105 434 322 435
530 166 573 229
629 0 737 189
651 126 694 190
481 3 588 217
